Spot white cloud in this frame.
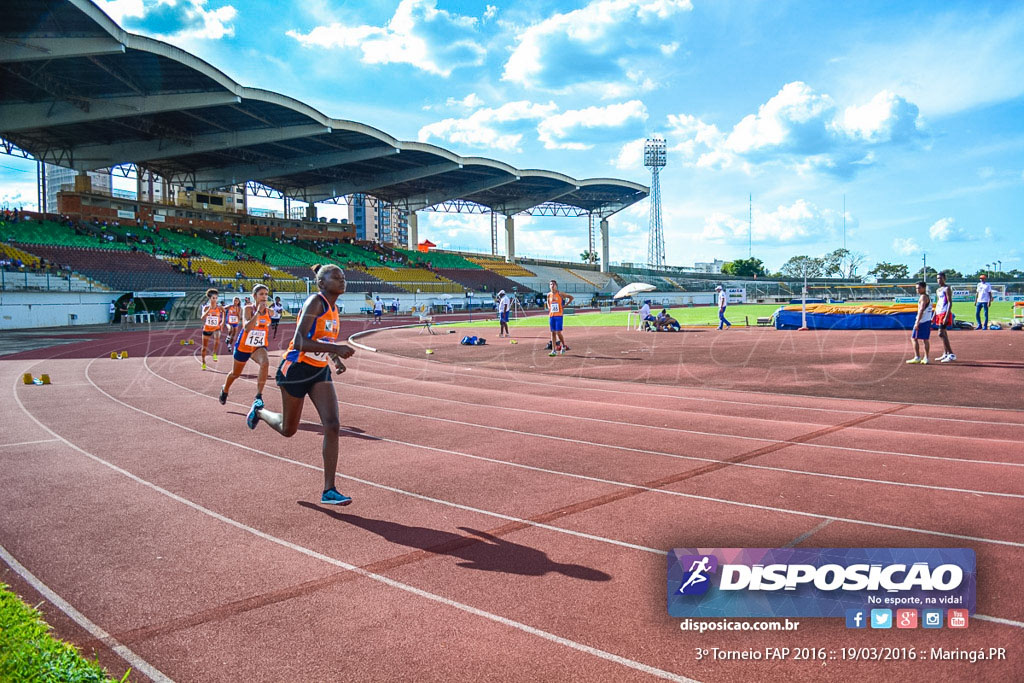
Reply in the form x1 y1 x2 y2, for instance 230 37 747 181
287 0 485 76
484 5 498 21
612 138 646 170
97 0 237 40
830 7 1024 116
928 217 977 242
668 82 923 177
893 237 921 255
537 100 648 150
701 199 843 245
445 93 484 110
503 0 693 95
418 100 558 152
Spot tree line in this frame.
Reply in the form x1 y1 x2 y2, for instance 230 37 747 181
718 250 1023 281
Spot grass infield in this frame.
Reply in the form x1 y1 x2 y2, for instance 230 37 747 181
0 583 129 682
447 301 1016 329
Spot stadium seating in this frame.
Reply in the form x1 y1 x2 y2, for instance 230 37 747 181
364 266 461 293
397 249 481 269
2 218 134 251
436 268 533 295
278 266 406 294
466 256 536 277
20 245 209 291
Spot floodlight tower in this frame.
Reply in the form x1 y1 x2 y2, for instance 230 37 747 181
644 137 667 269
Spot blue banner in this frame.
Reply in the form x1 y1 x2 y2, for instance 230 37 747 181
667 548 975 618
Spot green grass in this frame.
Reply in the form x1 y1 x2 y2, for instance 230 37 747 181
0 583 129 683
448 301 1018 329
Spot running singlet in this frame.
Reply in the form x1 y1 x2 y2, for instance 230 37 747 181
202 305 223 332
270 303 283 320
935 287 950 315
236 308 272 353
547 292 565 317
226 305 240 326
285 294 340 368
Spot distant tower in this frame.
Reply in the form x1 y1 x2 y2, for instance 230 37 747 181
644 137 666 269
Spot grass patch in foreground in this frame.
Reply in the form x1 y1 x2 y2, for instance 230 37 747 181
0 583 129 683
446 301 1017 330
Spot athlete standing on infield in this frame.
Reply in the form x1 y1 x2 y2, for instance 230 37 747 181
933 271 956 362
907 281 933 365
547 280 573 356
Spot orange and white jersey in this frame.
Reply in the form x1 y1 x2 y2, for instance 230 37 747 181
225 305 241 326
547 292 566 317
202 305 223 332
236 308 272 353
285 294 340 368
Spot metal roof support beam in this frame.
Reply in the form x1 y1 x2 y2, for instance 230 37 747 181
403 173 518 212
304 161 460 203
68 123 332 171
0 92 242 133
193 145 398 191
0 37 126 62
501 187 578 216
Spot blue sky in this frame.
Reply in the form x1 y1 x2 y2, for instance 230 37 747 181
2 0 1022 273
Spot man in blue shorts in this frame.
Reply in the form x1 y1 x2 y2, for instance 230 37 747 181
547 280 574 356
496 289 512 337
906 281 933 365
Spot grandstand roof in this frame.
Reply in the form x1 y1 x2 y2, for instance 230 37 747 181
1 0 648 218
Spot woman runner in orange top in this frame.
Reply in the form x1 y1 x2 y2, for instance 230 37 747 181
224 296 242 348
219 284 271 410
199 288 223 370
247 264 355 505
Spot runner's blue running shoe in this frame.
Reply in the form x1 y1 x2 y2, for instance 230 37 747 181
246 401 261 429
321 488 352 505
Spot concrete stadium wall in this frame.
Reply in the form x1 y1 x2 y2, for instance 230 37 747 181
0 291 122 329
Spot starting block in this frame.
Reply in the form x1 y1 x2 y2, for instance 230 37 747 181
110 350 129 360
180 339 195 345
22 373 51 385
120 350 128 359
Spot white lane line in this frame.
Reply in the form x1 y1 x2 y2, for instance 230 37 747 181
350 356 1024 437
355 350 1024 425
336 368 1024 468
135 354 1024 548
325 398 1024 500
0 438 60 449
0 544 172 683
17 364 699 683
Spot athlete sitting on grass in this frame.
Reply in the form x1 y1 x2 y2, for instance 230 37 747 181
246 264 356 505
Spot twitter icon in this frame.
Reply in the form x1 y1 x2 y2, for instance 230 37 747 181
870 609 892 629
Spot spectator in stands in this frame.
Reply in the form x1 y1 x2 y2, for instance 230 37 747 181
656 309 681 332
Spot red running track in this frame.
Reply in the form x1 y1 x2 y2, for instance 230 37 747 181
1 321 1022 682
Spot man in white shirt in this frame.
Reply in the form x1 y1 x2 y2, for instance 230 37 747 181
975 273 993 330
906 281 933 364
933 272 956 362
373 296 383 324
638 300 655 331
496 289 512 337
716 285 731 330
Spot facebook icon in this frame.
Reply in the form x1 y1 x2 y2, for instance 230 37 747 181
845 609 867 629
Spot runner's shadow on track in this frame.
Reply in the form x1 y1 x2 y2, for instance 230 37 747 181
298 506 611 581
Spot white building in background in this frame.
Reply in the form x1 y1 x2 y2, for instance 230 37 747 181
693 259 726 274
44 164 111 212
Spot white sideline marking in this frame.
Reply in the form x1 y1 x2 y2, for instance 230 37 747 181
0 438 60 448
15 366 699 683
0 543 172 683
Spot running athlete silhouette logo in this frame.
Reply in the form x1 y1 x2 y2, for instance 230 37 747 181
677 555 718 595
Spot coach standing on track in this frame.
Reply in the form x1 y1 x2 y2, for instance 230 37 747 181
496 289 511 337
975 273 993 330
716 285 731 330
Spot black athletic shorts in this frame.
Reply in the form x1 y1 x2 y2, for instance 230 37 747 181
202 330 213 337
270 318 280 329
276 358 331 399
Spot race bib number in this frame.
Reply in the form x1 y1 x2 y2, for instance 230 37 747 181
228 315 239 324
550 301 561 314
245 329 267 347
205 315 219 327
306 338 334 362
